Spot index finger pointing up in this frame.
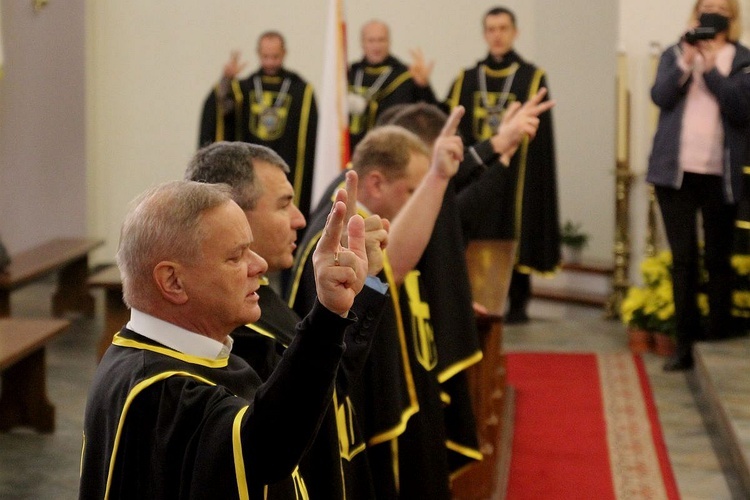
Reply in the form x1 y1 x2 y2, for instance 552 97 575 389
344 170 359 223
440 105 465 138
319 201 346 254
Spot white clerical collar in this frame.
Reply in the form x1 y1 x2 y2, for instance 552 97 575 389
127 308 233 360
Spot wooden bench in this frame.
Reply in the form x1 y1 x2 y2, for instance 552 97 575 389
87 265 128 361
0 237 104 318
0 318 70 432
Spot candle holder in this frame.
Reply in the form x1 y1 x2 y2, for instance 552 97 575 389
605 53 632 319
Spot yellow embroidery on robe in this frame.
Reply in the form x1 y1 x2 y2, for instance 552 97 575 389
249 91 291 141
403 270 438 371
472 91 518 141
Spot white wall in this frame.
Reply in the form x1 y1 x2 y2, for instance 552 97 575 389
0 0 86 253
86 0 618 266
534 0 617 263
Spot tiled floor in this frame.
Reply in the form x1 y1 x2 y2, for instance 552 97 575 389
0 283 748 499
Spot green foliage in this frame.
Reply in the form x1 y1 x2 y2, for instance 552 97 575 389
560 220 589 249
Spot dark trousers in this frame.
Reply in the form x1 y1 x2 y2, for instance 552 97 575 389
655 173 736 356
507 270 531 315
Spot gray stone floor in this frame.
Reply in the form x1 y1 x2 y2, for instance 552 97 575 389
0 283 748 499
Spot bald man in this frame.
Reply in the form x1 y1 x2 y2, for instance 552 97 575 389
347 19 438 149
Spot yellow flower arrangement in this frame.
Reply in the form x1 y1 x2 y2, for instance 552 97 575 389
621 287 649 330
622 250 750 334
620 251 677 336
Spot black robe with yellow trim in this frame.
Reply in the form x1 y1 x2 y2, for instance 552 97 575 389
735 164 750 253
289 177 476 499
733 165 750 325
446 51 561 273
289 194 419 453
348 55 437 150
199 68 318 219
79 301 348 499
417 183 484 475
231 283 386 500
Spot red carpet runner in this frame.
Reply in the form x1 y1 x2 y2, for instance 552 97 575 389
505 352 679 499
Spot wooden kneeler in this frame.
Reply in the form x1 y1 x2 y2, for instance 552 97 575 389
452 240 516 500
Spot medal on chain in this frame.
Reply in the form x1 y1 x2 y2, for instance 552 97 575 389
253 76 291 135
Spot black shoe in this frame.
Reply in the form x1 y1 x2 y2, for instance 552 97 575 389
663 353 694 372
705 329 748 341
505 310 530 325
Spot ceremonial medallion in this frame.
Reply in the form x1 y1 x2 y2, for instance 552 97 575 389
487 107 503 131
347 92 368 116
260 107 281 134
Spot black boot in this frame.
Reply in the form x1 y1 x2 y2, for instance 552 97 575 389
663 341 694 371
505 270 530 324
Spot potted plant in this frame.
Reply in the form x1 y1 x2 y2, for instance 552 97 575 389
620 251 675 355
560 220 589 264
620 286 654 353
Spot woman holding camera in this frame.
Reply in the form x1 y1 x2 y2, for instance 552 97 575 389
647 0 750 371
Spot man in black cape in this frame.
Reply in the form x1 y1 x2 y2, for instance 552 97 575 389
446 6 561 323
347 20 437 150
199 31 318 219
79 180 369 498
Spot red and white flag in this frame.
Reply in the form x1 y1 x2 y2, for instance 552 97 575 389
311 0 349 207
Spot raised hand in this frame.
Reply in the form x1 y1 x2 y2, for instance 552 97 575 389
408 48 434 88
337 170 389 276
491 87 556 164
431 105 465 179
223 50 247 80
312 199 368 316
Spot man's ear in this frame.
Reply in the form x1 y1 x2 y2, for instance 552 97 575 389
153 261 189 305
363 170 385 199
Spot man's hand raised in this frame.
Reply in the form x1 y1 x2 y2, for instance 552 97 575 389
408 48 434 88
431 105 465 179
223 50 247 80
337 170 389 276
312 199 368 316
491 87 556 165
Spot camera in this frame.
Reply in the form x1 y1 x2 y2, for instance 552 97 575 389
683 26 717 45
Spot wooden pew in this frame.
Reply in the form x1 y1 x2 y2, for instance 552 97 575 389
0 318 70 432
87 265 128 361
0 237 104 317
452 240 516 500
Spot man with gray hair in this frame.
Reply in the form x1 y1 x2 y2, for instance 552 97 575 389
79 179 368 498
185 141 389 499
